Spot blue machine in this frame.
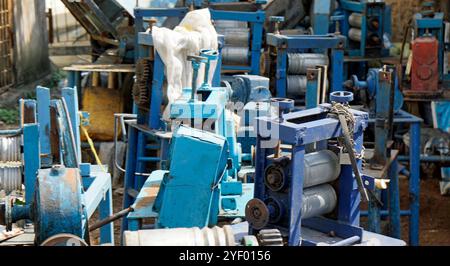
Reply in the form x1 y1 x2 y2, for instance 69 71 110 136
210 1 266 74
413 11 449 81
346 67 404 115
266 23 347 103
120 7 223 233
124 50 257 232
348 66 423 246
339 0 391 58
245 94 391 246
0 87 113 246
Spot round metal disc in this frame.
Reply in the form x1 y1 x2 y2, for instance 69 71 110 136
245 198 269 230
41 234 88 246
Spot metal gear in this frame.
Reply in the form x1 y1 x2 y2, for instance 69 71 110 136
133 58 153 107
257 229 284 246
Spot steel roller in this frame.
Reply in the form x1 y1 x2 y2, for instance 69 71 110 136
286 75 307 97
0 136 21 162
222 47 250 65
0 164 22 193
246 184 337 229
301 184 337 219
214 20 248 29
287 53 329 74
349 13 363 28
348 28 362 42
216 28 250 46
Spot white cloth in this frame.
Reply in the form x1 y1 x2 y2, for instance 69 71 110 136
151 9 218 119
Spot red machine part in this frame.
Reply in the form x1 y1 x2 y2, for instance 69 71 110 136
411 36 439 92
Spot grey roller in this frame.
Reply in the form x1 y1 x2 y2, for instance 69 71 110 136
287 75 307 97
287 53 329 74
349 13 363 28
222 47 249 65
303 150 341 188
216 28 250 46
301 184 337 219
0 136 21 162
348 28 362 42
215 20 248 29
0 164 22 193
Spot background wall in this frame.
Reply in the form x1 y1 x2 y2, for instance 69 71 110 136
13 0 51 85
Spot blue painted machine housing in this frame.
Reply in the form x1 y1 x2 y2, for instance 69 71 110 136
351 68 404 115
153 125 229 228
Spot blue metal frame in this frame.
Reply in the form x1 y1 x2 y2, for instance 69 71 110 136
210 9 265 74
360 110 422 246
266 33 346 99
339 0 391 58
252 103 369 246
1 86 114 245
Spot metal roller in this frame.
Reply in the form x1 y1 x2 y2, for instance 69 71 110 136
216 28 250 46
287 53 329 74
349 13 363 28
0 136 21 162
303 150 340 188
246 184 337 229
0 164 22 193
222 47 249 65
123 225 236 246
348 28 362 42
264 150 340 192
214 20 248 29
301 184 337 219
287 75 307 97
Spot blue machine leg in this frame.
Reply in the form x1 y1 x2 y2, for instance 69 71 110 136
23 124 41 204
409 122 421 246
368 189 381 233
289 145 305 246
62 87 81 164
388 157 401 239
99 185 114 245
36 86 52 167
121 125 138 233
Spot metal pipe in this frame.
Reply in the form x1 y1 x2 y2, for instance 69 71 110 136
89 207 134 232
0 129 22 136
398 155 450 163
360 210 412 217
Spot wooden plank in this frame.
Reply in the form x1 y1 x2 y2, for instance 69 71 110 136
63 64 135 73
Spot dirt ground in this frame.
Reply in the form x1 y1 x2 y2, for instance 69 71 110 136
399 177 450 245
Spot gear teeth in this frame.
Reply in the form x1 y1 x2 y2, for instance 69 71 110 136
134 58 153 107
257 229 284 246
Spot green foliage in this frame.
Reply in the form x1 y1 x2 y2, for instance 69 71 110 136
46 69 68 88
0 108 19 125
